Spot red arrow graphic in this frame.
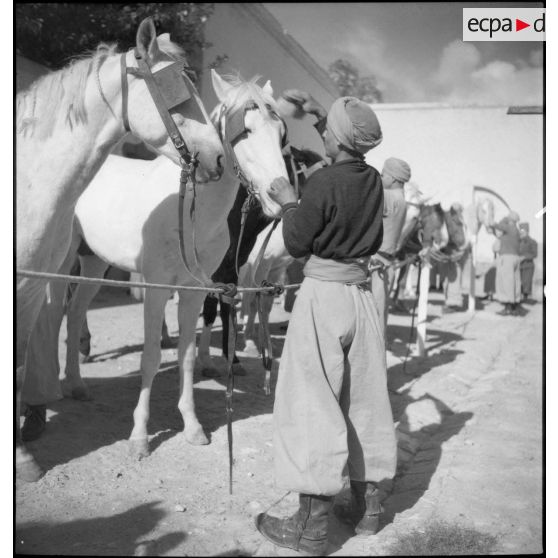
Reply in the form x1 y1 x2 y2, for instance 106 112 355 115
516 18 530 31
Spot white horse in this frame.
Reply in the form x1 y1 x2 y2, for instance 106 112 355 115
55 71 288 458
239 221 295 356
16 17 224 481
197 219 294 372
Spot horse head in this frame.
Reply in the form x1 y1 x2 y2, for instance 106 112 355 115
476 197 495 229
419 203 449 250
211 70 289 218
122 18 224 181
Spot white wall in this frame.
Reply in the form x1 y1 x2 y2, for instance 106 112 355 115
365 104 544 286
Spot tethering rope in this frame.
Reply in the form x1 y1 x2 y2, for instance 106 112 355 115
16 252 422 295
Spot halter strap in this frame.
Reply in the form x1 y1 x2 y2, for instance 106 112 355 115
133 49 194 165
120 54 130 133
216 101 288 196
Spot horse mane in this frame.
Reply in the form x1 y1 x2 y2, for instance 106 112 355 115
16 38 186 140
404 181 430 205
210 73 279 122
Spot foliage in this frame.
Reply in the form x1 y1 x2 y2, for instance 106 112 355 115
15 3 216 75
385 519 498 555
328 58 383 103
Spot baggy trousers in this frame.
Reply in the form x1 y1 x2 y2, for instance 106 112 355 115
273 277 397 496
496 254 521 304
520 260 535 296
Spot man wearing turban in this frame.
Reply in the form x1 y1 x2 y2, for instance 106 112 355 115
490 210 522 315
518 222 538 302
255 91 396 555
369 157 411 336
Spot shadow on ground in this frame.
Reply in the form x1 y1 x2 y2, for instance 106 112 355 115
26 348 278 473
16 501 186 556
382 392 473 528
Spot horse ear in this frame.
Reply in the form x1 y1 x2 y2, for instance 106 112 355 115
262 80 274 97
211 69 234 102
136 17 160 61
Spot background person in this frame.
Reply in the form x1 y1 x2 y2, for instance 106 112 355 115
491 210 522 316
518 222 538 303
369 157 410 338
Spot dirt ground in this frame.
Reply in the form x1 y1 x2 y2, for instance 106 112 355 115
15 286 543 556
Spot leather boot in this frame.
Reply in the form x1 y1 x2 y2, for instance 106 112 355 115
256 493 332 555
334 481 382 535
21 404 47 442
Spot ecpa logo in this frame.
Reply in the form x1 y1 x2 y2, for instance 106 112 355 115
463 8 545 42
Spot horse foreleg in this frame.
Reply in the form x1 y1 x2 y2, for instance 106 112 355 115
16 366 44 482
177 291 209 445
129 288 170 458
242 291 260 357
16 291 47 481
64 255 108 401
404 264 416 299
198 295 220 378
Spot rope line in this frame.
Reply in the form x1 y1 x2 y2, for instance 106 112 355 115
16 253 423 296
16 269 302 294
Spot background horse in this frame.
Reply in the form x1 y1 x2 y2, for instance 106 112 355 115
436 203 472 310
197 147 325 376
47 71 289 459
16 17 224 481
390 184 449 307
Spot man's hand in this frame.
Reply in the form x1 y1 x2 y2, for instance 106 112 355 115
269 177 298 207
281 89 327 119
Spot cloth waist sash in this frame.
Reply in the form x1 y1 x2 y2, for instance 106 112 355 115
303 254 368 283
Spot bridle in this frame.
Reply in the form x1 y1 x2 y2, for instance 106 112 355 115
120 48 218 287
215 99 288 277
120 48 205 165
215 97 289 493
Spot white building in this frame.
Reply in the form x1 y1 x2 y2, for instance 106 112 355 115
365 103 544 290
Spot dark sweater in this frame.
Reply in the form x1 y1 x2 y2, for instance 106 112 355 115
282 158 384 260
493 217 520 256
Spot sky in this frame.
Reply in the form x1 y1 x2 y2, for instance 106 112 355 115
263 2 544 105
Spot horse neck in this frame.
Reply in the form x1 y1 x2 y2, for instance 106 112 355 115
195 164 241 233
19 54 126 203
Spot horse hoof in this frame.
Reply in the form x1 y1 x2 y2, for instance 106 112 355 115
184 426 209 446
130 438 150 460
201 367 221 378
232 363 247 376
72 386 93 401
16 454 44 483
